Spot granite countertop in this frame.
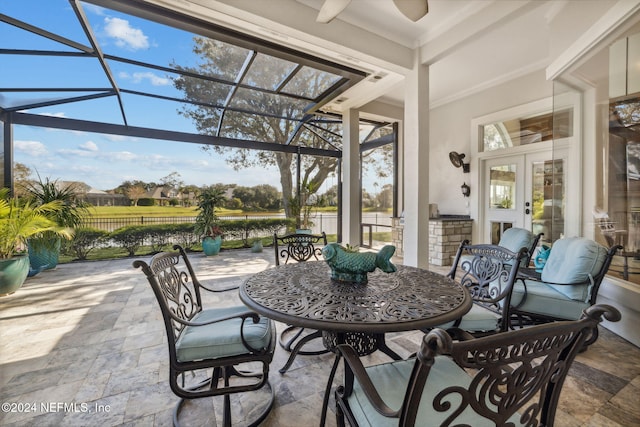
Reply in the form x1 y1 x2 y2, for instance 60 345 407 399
430 215 472 221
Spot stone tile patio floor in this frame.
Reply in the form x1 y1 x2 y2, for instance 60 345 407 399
1 248 639 426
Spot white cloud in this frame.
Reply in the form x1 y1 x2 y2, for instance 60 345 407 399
104 17 149 50
57 148 137 162
105 151 137 162
118 71 170 86
80 141 99 152
56 148 97 158
15 140 48 156
40 112 67 118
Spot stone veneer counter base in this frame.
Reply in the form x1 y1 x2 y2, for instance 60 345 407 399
428 216 472 266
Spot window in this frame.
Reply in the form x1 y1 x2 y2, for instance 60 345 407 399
482 110 573 152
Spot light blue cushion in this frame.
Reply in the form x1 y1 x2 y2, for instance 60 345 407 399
499 228 536 267
347 355 521 427
540 237 607 301
511 280 588 320
435 303 501 332
175 306 273 362
499 227 535 254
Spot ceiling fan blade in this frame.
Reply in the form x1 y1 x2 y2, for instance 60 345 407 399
393 0 428 22
316 0 352 23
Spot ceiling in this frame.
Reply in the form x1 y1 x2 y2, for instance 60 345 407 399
1 0 623 156
156 0 591 113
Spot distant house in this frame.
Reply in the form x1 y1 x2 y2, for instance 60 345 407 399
84 188 129 207
145 186 180 206
57 181 129 207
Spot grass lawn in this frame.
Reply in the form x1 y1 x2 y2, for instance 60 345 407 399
88 205 342 218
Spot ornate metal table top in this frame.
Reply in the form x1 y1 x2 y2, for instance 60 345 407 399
240 262 471 333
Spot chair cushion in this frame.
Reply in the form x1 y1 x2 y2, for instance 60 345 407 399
511 280 589 320
435 303 501 332
347 355 521 427
499 227 535 254
175 306 273 362
540 237 607 301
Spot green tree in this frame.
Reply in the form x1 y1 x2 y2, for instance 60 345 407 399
232 186 256 209
160 171 183 190
112 180 154 195
125 185 146 206
172 38 339 218
13 163 32 197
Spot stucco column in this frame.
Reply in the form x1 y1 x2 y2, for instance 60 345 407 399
403 53 430 268
341 108 360 245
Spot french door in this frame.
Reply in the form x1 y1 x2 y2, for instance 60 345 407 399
483 149 567 245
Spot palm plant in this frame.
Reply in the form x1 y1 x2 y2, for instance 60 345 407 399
0 188 72 259
24 177 89 271
26 176 89 230
194 187 226 237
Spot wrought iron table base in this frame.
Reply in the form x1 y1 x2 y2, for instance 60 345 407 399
278 327 329 374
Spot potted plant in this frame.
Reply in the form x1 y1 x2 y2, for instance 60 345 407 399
0 188 72 295
24 176 90 273
194 188 226 256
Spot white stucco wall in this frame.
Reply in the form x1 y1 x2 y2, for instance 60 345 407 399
428 70 553 218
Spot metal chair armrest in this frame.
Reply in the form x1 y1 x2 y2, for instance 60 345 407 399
446 327 476 342
169 308 260 327
198 281 239 293
336 344 399 418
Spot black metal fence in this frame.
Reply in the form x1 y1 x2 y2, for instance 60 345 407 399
83 215 285 232
83 216 197 232
83 213 389 238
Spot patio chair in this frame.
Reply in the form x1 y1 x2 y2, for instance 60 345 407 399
133 245 276 427
273 231 330 373
511 237 620 344
436 240 528 336
334 304 621 427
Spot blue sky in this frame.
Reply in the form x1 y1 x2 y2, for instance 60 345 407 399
4 1 283 191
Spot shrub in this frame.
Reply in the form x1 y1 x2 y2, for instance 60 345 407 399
63 227 109 260
171 223 199 250
143 223 176 253
110 225 147 256
137 198 155 206
219 218 293 247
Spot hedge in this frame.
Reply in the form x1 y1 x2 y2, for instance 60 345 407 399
66 217 295 258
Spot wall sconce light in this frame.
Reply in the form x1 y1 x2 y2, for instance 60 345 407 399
449 151 470 173
461 182 471 197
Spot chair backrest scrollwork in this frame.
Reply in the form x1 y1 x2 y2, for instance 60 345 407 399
404 304 621 426
133 245 203 345
448 240 528 332
273 232 328 265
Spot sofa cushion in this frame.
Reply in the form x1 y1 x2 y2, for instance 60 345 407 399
540 237 608 301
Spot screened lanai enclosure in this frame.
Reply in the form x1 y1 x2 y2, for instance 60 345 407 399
0 0 398 241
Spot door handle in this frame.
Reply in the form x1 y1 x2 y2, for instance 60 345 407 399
525 201 531 215
525 208 531 215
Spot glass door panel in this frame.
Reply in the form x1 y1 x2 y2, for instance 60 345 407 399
489 164 517 210
532 157 564 244
484 156 525 243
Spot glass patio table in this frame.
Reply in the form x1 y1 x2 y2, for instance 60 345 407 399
240 261 472 426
